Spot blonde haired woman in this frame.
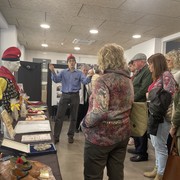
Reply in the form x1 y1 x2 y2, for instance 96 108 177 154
81 43 134 180
166 50 180 155
165 49 180 85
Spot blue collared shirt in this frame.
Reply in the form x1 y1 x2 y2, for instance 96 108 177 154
51 68 92 93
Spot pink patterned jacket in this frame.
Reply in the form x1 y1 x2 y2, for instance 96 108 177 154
81 69 134 146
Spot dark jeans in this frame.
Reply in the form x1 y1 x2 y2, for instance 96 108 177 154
76 101 89 130
133 131 148 157
54 93 80 140
167 133 173 154
84 138 129 180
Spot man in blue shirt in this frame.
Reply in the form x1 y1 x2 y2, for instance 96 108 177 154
49 54 93 144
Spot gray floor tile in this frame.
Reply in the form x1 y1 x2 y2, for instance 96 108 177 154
55 121 155 180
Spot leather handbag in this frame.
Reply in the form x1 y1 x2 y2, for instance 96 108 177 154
130 102 148 137
163 136 180 180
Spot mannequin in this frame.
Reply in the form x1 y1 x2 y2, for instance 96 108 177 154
0 47 21 113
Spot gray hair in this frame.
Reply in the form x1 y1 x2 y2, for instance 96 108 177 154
81 64 90 70
165 49 180 69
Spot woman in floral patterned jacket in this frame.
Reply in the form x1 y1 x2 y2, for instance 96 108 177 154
81 43 134 180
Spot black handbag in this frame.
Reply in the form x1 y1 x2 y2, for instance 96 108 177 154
148 87 172 122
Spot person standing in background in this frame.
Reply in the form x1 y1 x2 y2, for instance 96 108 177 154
0 47 21 113
81 43 134 180
127 53 152 162
144 53 176 180
91 65 102 91
76 64 91 133
165 49 180 152
165 49 180 85
127 60 137 146
49 54 94 144
128 60 136 80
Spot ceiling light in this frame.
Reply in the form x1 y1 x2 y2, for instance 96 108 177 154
132 34 141 39
89 29 98 34
74 46 80 50
40 23 50 29
41 43 48 47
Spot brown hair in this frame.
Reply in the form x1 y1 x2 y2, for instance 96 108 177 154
148 53 168 80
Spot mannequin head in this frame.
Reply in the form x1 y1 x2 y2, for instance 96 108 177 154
1 61 21 72
1 46 21 72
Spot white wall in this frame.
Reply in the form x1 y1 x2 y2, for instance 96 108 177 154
0 25 18 53
124 38 161 62
26 38 162 65
0 24 25 61
25 50 98 65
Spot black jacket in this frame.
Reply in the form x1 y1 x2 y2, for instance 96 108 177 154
147 87 172 135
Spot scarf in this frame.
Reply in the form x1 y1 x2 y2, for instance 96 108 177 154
0 66 19 92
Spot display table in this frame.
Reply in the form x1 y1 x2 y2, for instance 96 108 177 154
0 119 62 180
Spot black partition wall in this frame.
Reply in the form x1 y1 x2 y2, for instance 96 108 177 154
17 61 42 101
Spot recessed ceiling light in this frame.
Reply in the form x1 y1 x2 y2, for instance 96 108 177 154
41 43 48 47
74 46 80 50
132 34 141 39
40 23 50 29
89 29 98 34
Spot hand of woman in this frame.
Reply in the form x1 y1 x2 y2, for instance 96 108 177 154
169 126 176 137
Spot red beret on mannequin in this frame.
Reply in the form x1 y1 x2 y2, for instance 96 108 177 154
2 47 21 61
67 54 76 62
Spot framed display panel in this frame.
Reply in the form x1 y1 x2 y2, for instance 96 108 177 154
161 32 180 54
77 63 94 70
47 63 68 117
1 138 56 156
0 109 15 139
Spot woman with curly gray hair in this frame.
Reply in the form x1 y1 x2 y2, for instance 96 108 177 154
81 43 134 180
165 49 180 85
166 50 180 156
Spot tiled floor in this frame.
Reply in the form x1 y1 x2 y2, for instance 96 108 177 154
55 120 155 180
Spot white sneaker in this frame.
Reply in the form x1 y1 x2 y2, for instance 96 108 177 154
128 137 134 145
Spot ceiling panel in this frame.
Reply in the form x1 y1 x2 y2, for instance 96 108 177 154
79 4 145 23
0 0 180 55
59 0 125 8
120 0 180 17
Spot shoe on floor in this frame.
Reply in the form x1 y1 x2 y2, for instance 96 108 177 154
127 148 139 154
130 155 148 162
154 174 163 180
128 137 134 145
144 166 157 178
68 137 74 143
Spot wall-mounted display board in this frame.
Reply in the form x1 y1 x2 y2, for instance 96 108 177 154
47 64 68 117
